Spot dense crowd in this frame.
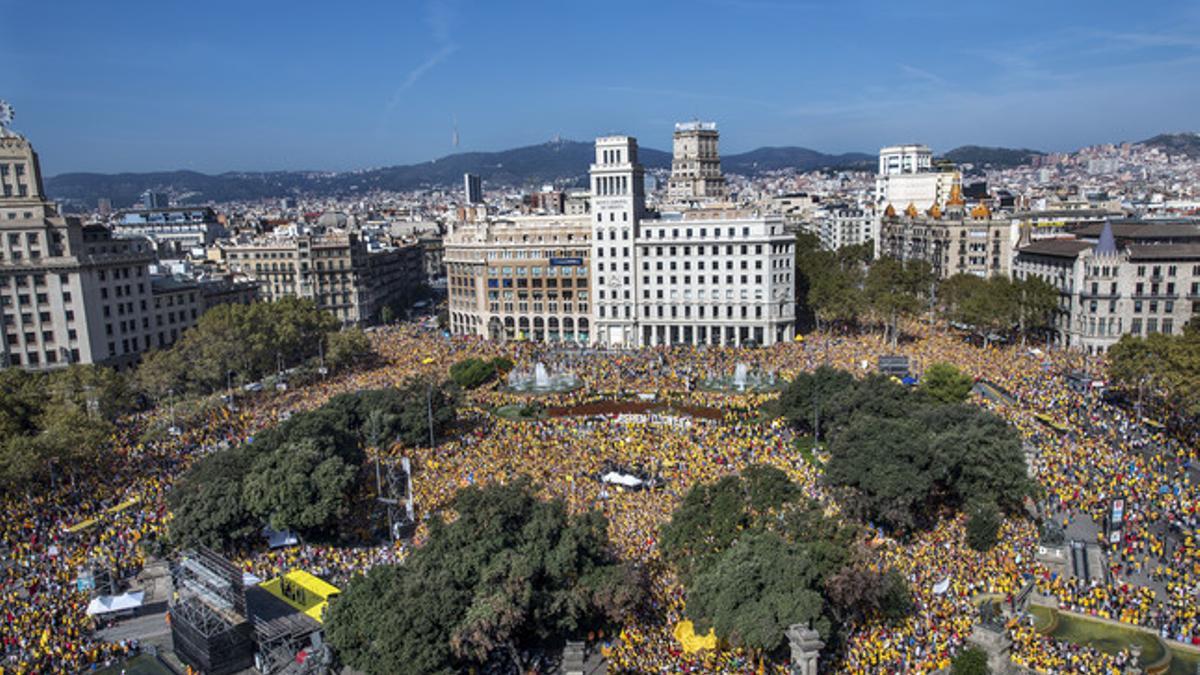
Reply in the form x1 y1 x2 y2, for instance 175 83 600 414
2 322 1199 673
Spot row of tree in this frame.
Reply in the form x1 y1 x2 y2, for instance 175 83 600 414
795 233 1059 344
0 365 137 489
169 381 458 550
137 297 373 399
772 366 1031 539
1108 321 1200 421
941 273 1059 346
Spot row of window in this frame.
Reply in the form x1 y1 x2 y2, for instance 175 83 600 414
595 225 777 240
7 348 79 368
596 304 777 320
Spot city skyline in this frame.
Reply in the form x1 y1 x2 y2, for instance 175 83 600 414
4 0 1200 174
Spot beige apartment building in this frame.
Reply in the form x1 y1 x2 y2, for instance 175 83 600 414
1 132 161 369
220 234 422 324
444 215 592 342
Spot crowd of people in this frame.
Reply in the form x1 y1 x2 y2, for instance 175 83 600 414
3 321 1199 673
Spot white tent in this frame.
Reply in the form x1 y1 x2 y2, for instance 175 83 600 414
932 577 951 595
86 591 144 616
263 527 299 549
601 472 644 488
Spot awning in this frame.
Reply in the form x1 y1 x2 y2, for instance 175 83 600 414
86 591 144 616
263 527 299 549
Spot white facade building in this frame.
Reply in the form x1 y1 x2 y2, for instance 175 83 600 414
590 134 794 348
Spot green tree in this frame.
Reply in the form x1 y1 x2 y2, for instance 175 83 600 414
326 328 375 373
449 357 497 389
805 250 865 329
686 531 830 657
922 362 975 404
921 405 1031 513
135 298 340 396
820 383 1031 533
1013 275 1059 343
168 448 259 549
326 480 642 674
825 416 936 532
965 500 1002 552
952 647 991 675
772 366 856 441
864 257 933 345
1109 325 1200 419
0 436 43 491
943 275 1019 346
242 438 357 535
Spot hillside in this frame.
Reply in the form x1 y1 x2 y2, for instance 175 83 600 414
940 145 1045 169
720 146 873 174
45 141 870 209
1140 132 1200 159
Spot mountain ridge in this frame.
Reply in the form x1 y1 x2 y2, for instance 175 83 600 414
44 140 872 209
44 132 1198 209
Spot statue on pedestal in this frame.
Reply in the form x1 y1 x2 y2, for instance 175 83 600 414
786 623 823 675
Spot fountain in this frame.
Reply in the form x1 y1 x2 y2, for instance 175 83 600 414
733 363 749 390
702 362 780 393
506 361 581 394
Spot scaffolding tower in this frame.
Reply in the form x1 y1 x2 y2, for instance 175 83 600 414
170 547 255 675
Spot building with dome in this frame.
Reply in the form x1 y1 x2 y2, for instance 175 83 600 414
877 183 1015 279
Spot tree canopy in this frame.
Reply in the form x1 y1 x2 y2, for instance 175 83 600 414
0 365 136 490
326 479 642 674
775 369 1030 534
449 357 503 390
169 381 458 549
137 298 348 398
941 274 1058 345
1108 322 1200 419
921 362 976 404
660 465 905 660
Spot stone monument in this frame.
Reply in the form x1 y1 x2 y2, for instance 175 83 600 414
968 603 1014 674
786 623 823 675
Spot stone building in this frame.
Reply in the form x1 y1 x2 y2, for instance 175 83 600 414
221 233 422 325
878 185 1013 279
2 128 159 369
444 215 592 342
1013 220 1200 353
666 121 726 204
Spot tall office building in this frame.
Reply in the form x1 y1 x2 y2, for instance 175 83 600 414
667 121 726 203
140 189 168 210
446 129 794 348
463 173 483 205
590 136 644 346
877 144 933 177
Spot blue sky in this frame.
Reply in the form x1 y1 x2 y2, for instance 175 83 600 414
3 0 1200 174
